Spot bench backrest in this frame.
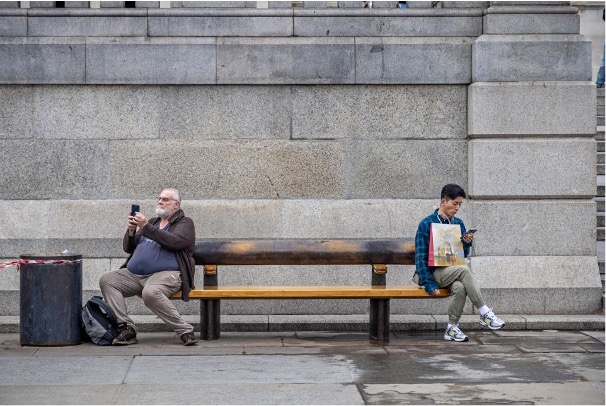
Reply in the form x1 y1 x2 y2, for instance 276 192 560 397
193 239 416 266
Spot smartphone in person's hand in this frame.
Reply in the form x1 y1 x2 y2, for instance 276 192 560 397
130 204 140 217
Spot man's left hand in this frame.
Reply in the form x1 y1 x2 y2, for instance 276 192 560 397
132 212 149 228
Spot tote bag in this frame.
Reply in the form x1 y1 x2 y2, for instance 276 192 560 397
428 223 465 267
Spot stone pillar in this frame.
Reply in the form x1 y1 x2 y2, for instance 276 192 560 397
468 1 601 313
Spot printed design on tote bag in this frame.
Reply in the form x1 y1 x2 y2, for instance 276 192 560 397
428 223 465 267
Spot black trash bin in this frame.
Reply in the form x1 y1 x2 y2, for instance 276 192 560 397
20 254 83 346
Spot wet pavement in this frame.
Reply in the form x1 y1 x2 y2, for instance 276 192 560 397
0 329 604 405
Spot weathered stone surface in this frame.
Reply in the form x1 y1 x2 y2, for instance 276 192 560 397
468 82 597 136
0 201 50 239
483 13 580 34
347 140 468 198
469 138 596 198
28 16 147 36
149 14 292 36
0 16 26 36
216 37 355 84
0 86 34 138
0 140 111 199
157 86 291 139
468 200 596 256
470 256 602 289
291 85 467 139
294 15 482 37
472 34 591 82
0 85 291 140
86 37 216 84
29 86 161 139
109 140 346 199
0 38 85 84
356 37 473 84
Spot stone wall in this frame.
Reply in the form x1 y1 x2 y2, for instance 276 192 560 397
0 2 601 317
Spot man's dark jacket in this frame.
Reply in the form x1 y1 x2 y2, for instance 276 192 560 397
121 209 196 301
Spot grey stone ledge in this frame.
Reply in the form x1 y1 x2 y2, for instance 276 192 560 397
0 9 26 16
293 8 483 16
485 5 579 14
147 8 294 16
26 8 148 16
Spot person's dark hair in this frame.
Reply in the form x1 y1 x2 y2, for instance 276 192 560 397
441 184 467 200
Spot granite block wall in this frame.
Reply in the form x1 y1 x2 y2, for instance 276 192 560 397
0 3 601 318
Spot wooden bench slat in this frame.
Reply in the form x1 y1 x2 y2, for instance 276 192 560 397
173 286 450 299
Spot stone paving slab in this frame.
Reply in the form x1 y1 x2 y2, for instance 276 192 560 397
360 382 605 405
115 383 364 405
0 330 602 405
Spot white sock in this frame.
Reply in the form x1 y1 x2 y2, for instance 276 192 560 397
478 305 490 316
447 323 456 329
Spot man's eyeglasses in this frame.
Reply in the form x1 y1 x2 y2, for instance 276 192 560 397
157 197 177 202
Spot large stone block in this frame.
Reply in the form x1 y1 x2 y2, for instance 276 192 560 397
29 86 161 139
86 37 216 84
148 9 293 36
346 140 468 198
109 140 346 199
0 14 26 36
468 200 596 256
0 85 292 140
157 86 291 139
483 13 580 34
472 35 591 82
0 86 34 139
468 82 597 136
0 38 85 84
293 11 482 37
356 37 473 84
186 200 283 239
28 16 147 36
291 85 467 139
0 201 50 239
280 199 451 239
216 37 355 84
0 140 111 199
470 256 603 313
469 138 596 198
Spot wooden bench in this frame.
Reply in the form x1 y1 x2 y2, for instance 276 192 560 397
171 239 450 343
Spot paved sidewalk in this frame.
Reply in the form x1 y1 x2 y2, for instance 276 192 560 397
0 329 604 405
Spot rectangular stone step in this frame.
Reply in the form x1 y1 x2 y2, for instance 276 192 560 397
598 141 605 153
599 213 605 228
598 165 605 176
598 227 605 241
599 116 605 126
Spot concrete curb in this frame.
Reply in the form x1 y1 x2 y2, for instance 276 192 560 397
1 314 603 334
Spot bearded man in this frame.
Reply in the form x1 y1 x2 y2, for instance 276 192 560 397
99 188 197 346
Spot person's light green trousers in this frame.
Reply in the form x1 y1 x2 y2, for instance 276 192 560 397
433 265 485 325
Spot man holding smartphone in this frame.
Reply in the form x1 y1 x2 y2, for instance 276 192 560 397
414 184 505 342
99 188 197 346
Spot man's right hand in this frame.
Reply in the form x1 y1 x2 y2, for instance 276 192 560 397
127 215 138 235
431 289 441 296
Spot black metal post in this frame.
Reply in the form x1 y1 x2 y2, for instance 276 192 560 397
200 265 221 340
369 264 390 343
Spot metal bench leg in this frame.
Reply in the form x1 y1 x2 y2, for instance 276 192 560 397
200 264 220 340
369 264 390 343
370 298 390 343
201 299 221 340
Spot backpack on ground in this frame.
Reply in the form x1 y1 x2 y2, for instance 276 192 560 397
81 296 119 346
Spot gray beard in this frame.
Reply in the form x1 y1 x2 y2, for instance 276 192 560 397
155 207 173 219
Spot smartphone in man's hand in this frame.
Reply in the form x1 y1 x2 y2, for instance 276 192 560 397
130 204 140 217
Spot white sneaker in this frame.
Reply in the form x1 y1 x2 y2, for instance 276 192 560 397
444 324 468 342
480 308 505 330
